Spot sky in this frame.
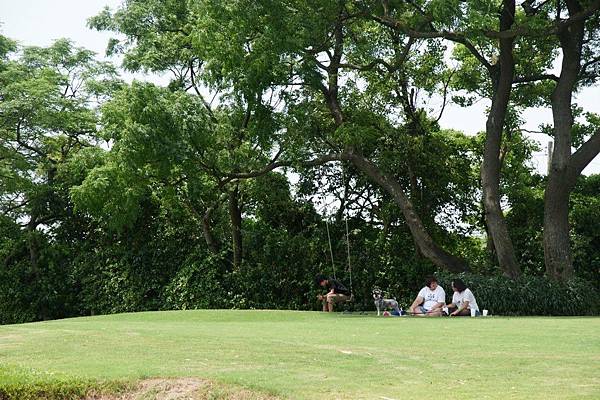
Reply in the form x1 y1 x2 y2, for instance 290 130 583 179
1 0 599 175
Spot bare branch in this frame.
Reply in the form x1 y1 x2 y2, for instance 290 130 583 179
569 127 600 181
189 59 218 124
15 117 47 158
370 15 493 71
224 152 348 181
435 70 454 123
513 74 560 83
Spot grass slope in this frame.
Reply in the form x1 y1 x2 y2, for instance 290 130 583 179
0 310 598 399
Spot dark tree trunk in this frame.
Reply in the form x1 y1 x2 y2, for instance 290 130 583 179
317 10 467 273
481 0 521 279
202 203 220 254
346 152 468 272
543 171 572 279
228 185 243 269
544 1 586 280
26 220 48 320
183 199 221 255
26 224 40 275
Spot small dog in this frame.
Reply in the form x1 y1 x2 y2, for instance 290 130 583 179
372 288 401 316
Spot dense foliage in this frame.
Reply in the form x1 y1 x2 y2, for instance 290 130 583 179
1 0 599 324
436 272 600 316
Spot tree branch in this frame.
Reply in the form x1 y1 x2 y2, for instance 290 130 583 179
485 0 600 38
569 127 600 181
513 73 560 83
15 117 47 158
224 151 347 181
370 15 492 71
189 59 218 124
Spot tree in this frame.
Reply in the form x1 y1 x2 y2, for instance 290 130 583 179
88 0 473 272
87 1 291 269
0 37 119 320
368 0 600 279
543 0 600 279
0 38 117 273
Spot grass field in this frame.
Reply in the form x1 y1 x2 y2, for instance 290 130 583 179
0 310 598 399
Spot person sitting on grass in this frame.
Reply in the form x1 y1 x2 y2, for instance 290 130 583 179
409 276 445 316
315 274 351 312
446 278 480 317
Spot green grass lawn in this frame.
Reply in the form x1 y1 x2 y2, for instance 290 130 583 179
0 310 598 399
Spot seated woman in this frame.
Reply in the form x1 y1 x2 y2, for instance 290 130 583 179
409 276 445 317
446 278 479 316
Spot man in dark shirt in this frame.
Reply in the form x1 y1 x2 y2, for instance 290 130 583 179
315 274 351 312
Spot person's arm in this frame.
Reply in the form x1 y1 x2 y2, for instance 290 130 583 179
410 296 424 310
426 289 444 313
329 280 340 295
451 300 470 316
427 302 444 313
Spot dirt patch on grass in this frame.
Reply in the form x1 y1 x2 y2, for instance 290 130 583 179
87 378 280 400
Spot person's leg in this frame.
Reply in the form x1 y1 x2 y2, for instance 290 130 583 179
426 309 442 317
454 308 471 316
392 301 401 314
412 305 427 315
326 293 348 312
411 305 423 315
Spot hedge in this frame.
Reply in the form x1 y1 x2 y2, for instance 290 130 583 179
434 272 600 316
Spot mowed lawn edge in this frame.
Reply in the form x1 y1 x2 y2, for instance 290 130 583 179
0 310 598 399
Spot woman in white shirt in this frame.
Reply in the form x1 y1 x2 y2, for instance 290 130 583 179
446 278 480 316
409 276 446 316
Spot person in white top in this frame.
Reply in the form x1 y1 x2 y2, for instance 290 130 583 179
446 278 480 316
409 276 445 316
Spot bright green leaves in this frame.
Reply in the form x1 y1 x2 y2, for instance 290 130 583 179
0 34 16 61
0 38 120 229
571 110 600 148
89 1 194 73
188 0 319 96
100 82 213 176
70 160 147 231
427 0 464 29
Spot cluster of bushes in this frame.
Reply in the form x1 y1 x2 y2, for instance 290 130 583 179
435 272 600 316
1 183 598 324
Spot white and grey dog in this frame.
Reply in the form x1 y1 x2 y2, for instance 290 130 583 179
372 288 401 316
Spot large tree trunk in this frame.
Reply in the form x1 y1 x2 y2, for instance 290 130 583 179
182 199 221 255
26 223 40 276
543 170 572 279
346 152 468 272
544 2 585 280
481 0 520 279
317 10 467 273
201 202 220 254
228 185 243 269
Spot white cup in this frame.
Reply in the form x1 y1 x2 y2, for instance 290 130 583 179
483 309 488 317
470 308 477 317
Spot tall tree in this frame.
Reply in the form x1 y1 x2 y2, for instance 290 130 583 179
89 0 471 272
0 38 119 320
368 0 600 279
0 38 117 273
544 0 600 279
87 1 290 268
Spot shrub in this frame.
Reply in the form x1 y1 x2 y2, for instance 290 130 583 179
435 272 600 316
163 254 226 310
